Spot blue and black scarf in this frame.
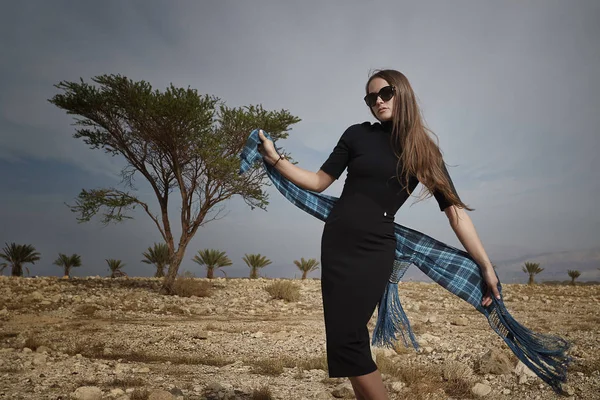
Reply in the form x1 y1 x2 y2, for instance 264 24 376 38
239 129 572 394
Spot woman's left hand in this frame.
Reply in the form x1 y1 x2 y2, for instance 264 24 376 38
480 267 501 307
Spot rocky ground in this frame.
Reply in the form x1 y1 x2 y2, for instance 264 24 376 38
0 276 598 400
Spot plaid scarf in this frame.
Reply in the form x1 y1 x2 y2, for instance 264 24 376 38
239 129 572 394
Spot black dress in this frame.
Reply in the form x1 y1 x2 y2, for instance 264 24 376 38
319 121 458 377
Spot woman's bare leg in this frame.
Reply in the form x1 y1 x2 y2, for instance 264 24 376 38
349 369 389 400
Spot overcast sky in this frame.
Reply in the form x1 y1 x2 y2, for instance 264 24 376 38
1 1 598 282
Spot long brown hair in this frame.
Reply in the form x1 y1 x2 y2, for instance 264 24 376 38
365 69 473 212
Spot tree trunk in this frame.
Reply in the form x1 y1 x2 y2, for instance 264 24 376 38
64 266 70 277
12 264 22 277
528 274 534 285
250 267 258 279
162 252 185 293
207 267 214 279
570 278 575 286
301 271 307 280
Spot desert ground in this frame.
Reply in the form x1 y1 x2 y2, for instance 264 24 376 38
0 275 598 400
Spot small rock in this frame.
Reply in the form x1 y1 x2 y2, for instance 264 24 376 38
474 349 513 375
471 382 492 397
137 367 150 373
205 382 224 392
30 291 44 301
514 360 537 378
36 345 51 353
316 391 332 399
563 384 575 396
331 383 353 398
450 316 468 326
251 331 264 338
193 331 208 340
32 354 47 366
72 386 103 400
110 388 125 396
390 381 405 392
148 389 175 400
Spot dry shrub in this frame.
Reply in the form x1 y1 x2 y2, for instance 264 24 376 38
252 385 274 400
444 378 476 399
23 336 44 351
442 360 473 381
251 358 284 376
171 277 212 298
376 353 445 398
265 281 300 302
393 340 416 355
130 388 150 400
297 354 328 371
69 346 233 367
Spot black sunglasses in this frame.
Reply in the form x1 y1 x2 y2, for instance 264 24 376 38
363 85 396 107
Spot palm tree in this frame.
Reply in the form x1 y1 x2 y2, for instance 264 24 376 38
0 243 41 277
192 249 232 279
106 259 127 278
522 262 544 285
294 257 320 279
567 270 581 286
141 243 170 277
243 254 272 279
53 253 82 277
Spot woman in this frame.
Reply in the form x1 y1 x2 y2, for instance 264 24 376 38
257 69 500 400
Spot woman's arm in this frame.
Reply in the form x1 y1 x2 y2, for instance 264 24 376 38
269 156 336 193
445 206 493 269
444 205 501 305
258 130 336 193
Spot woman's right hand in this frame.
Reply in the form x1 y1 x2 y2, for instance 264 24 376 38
257 130 280 165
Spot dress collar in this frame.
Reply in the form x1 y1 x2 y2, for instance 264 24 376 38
380 120 393 133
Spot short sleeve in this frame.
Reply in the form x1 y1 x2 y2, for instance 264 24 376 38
319 128 353 180
432 162 460 211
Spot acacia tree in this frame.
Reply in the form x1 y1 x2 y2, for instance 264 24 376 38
567 270 581 286
49 74 300 293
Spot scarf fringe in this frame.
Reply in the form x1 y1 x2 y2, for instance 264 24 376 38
486 296 572 395
372 260 419 350
371 281 419 350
